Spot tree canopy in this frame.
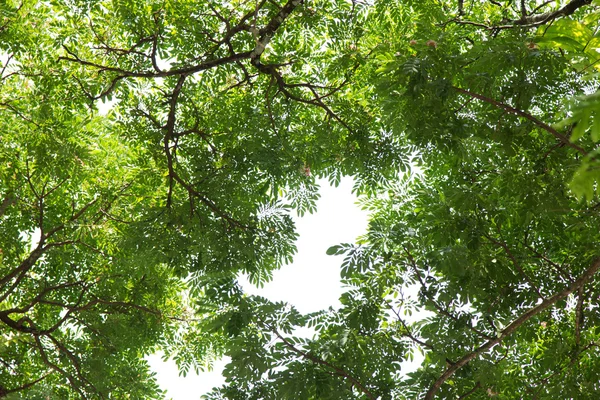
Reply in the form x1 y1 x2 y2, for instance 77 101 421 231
1 0 600 398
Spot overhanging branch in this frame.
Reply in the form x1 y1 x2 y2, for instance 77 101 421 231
250 0 304 66
446 0 593 30
424 257 600 399
453 86 587 155
512 0 593 26
272 328 376 400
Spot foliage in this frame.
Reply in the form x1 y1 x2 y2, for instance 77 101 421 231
1 0 599 399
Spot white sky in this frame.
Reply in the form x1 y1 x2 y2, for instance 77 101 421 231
147 177 370 399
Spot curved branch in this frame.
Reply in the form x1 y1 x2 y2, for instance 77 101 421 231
248 0 356 131
575 285 585 345
272 329 376 400
34 335 85 398
512 0 593 26
424 257 600 400
447 0 593 30
453 86 587 155
1 372 53 398
483 233 544 299
403 247 494 341
250 0 304 66
0 194 14 217
458 381 481 399
388 305 434 350
164 74 187 208
160 75 251 228
60 45 253 79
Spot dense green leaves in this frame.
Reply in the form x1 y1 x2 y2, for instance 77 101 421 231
2 0 600 399
0 0 377 396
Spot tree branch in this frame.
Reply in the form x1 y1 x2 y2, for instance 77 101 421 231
155 70 251 227
45 333 102 396
388 305 434 350
33 335 84 397
0 246 47 301
458 381 481 399
575 286 585 346
272 328 376 400
403 247 494 341
250 0 304 66
60 45 253 79
512 0 593 26
523 239 574 283
483 233 544 299
446 0 593 30
247 0 358 133
1 372 52 397
164 74 187 208
424 257 600 400
453 86 587 155
0 194 14 217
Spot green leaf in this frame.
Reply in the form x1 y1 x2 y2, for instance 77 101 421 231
326 245 344 255
592 115 600 142
571 109 590 142
539 19 593 49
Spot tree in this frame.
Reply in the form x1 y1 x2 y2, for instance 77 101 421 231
0 0 599 399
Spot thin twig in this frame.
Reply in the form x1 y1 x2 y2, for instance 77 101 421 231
272 328 376 400
403 247 494 340
483 233 544 300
